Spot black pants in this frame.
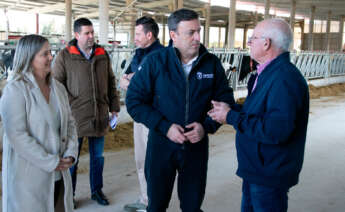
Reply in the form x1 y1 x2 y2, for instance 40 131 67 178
54 179 63 207
145 133 209 212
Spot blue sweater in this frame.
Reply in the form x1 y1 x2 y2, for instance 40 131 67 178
227 52 309 188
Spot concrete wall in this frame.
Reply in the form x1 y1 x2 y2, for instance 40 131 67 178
303 33 342 51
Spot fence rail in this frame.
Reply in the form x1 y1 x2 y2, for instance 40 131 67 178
1 45 344 95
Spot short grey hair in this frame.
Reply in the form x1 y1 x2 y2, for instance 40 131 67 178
261 18 293 51
12 34 48 80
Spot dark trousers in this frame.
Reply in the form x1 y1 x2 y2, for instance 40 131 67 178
145 134 209 212
54 179 65 211
70 136 105 195
54 179 63 207
241 180 289 212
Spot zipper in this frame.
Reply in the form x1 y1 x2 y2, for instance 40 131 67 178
185 79 189 128
183 51 207 126
171 47 208 147
90 60 97 120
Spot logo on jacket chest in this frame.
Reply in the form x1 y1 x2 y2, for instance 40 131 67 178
196 72 214 80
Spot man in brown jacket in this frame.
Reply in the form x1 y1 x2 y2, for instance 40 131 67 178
52 18 120 207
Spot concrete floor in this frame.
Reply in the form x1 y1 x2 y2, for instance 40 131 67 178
67 94 345 212
1 94 345 212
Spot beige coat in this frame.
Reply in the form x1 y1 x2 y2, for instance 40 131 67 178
52 39 120 137
0 72 78 212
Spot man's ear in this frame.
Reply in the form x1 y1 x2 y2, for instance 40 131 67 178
74 32 79 40
263 38 271 51
170 31 176 42
146 31 153 40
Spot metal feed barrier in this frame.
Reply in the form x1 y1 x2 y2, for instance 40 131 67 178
0 45 344 98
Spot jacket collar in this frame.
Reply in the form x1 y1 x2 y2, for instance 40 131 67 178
135 39 162 57
23 72 62 133
23 71 51 89
169 41 209 67
143 39 161 52
67 38 106 57
261 52 290 75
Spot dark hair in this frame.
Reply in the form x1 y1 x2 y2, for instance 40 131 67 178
136 16 159 39
74 18 93 33
168 8 199 32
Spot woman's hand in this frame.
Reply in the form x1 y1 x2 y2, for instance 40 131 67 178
55 157 74 171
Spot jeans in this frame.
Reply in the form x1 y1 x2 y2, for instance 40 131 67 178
241 180 289 212
70 136 105 195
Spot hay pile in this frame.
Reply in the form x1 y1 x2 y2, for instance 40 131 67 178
80 122 133 156
309 83 345 99
236 83 345 104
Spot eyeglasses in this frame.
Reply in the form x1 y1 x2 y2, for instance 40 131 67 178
248 36 266 43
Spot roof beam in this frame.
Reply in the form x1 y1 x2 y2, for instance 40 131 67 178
27 0 97 14
76 9 120 19
136 0 173 9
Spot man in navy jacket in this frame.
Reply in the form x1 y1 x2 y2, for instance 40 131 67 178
208 19 309 212
126 9 235 212
120 16 164 212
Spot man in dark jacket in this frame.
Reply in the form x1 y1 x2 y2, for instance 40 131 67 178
53 18 120 207
208 19 309 212
126 9 235 212
120 16 164 212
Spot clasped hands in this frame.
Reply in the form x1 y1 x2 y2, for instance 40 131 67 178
166 122 205 144
166 100 231 143
55 156 74 171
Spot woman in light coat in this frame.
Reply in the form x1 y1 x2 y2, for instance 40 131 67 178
1 34 78 212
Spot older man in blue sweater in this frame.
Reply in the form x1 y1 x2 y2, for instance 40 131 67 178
208 19 309 212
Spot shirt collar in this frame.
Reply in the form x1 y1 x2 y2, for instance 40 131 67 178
183 55 198 66
256 59 273 75
77 44 94 60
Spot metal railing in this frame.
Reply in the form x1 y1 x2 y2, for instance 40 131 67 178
0 45 344 96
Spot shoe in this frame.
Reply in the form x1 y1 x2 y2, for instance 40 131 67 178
73 198 77 209
91 190 109 206
124 201 147 212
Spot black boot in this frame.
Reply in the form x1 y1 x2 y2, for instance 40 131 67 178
91 190 109 206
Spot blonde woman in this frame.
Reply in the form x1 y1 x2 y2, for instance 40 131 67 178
1 34 78 212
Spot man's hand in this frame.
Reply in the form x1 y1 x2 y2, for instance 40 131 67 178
55 157 74 171
119 73 134 90
184 122 205 143
167 124 187 144
207 100 231 124
119 74 130 90
111 111 118 117
127 73 134 80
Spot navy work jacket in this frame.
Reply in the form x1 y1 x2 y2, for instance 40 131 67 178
125 39 164 74
126 43 235 147
227 52 310 188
